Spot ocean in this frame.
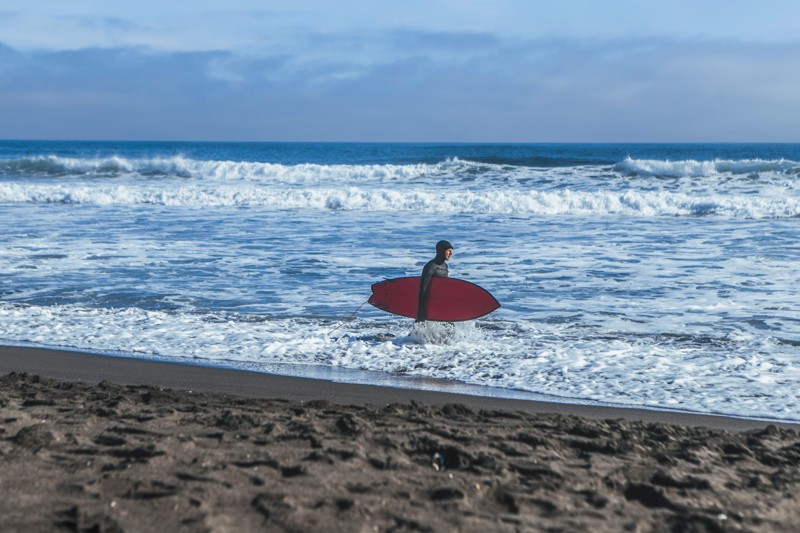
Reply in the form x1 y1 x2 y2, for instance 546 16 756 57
1 141 799 421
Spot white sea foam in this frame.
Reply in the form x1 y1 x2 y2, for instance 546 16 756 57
3 144 800 422
0 154 466 183
615 156 800 178
1 302 798 421
5 153 799 183
1 182 798 218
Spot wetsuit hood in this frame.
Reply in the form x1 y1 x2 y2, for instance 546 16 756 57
435 240 453 259
434 240 453 264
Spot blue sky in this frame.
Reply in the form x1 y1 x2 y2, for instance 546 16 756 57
1 1 799 141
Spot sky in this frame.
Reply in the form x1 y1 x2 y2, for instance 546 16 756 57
1 0 799 142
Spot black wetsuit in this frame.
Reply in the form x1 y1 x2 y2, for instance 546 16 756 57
416 253 449 322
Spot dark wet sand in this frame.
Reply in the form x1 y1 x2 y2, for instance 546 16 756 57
2 345 800 532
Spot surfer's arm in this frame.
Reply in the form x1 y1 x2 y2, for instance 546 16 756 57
417 263 435 322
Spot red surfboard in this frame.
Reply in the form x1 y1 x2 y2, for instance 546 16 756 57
368 277 500 322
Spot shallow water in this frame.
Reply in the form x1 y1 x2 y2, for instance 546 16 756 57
1 141 799 420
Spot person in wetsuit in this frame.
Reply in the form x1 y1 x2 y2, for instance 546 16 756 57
416 240 453 322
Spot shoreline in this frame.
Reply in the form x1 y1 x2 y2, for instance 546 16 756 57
0 344 795 431
3 344 800 530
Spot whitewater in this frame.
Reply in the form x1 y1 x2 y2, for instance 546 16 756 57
1 141 799 422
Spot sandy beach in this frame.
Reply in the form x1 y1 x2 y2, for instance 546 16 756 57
2 346 800 532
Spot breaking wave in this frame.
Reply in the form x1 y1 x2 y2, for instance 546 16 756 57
1 183 798 219
615 157 800 178
3 154 799 183
0 155 475 183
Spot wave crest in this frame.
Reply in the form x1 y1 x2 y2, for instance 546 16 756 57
2 183 797 219
5 153 799 182
615 157 800 178
0 154 475 183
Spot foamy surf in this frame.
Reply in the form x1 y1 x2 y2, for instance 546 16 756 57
615 156 800 178
2 141 799 421
1 182 797 218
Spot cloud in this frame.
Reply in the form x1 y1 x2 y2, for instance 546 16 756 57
387 29 501 53
0 33 799 141
69 15 143 33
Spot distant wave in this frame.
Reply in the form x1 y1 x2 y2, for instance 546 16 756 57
615 157 800 178
0 155 195 177
0 154 480 183
1 183 798 219
4 154 800 183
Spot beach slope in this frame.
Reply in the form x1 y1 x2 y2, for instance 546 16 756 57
2 346 800 531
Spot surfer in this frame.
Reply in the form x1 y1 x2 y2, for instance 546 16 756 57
416 240 453 322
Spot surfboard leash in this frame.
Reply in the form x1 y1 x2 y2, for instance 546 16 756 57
326 299 369 336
